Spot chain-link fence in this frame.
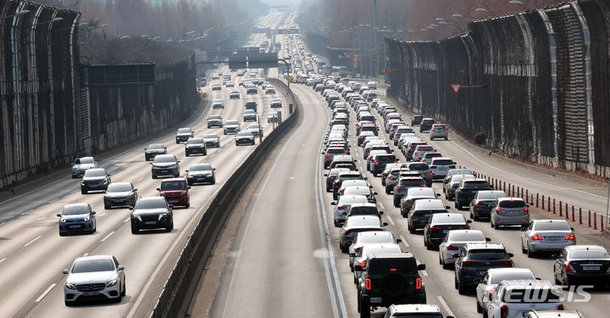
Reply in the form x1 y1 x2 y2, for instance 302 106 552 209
386 0 610 176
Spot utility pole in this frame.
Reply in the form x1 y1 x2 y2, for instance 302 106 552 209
372 0 379 79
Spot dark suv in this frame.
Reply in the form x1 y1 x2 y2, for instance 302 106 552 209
454 179 492 210
81 168 111 194
453 243 514 294
357 253 426 316
370 154 398 176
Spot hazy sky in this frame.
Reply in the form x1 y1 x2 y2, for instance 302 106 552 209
262 0 302 5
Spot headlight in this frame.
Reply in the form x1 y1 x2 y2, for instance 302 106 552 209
158 212 169 220
66 283 76 289
72 167 78 171
84 215 90 222
81 181 85 186
106 279 118 287
61 218 67 223
132 214 142 221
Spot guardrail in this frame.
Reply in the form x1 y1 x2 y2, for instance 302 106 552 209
149 79 300 318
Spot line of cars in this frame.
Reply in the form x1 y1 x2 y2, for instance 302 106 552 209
312 73 601 318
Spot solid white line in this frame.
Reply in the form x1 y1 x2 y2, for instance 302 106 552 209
83 252 89 257
378 202 385 210
399 235 410 248
386 215 396 226
20 209 32 216
124 217 130 223
24 236 41 247
35 283 57 303
0 257 6 264
437 296 456 318
421 270 429 277
101 231 114 242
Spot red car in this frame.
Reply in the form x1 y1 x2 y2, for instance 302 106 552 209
157 178 190 208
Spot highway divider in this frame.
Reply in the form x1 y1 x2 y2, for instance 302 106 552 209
149 78 300 318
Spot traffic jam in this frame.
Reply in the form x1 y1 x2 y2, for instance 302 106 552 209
310 74 607 318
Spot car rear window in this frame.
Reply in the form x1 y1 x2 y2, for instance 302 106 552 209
534 221 571 231
432 159 453 165
377 155 397 162
433 215 465 224
490 272 535 284
349 206 378 216
160 181 187 190
408 163 429 171
327 148 345 154
463 181 490 189
569 249 610 259
498 200 526 208
368 258 418 273
416 146 434 151
467 249 508 260
400 178 425 186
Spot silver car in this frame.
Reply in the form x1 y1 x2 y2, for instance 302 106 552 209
332 195 369 227
491 197 530 229
521 219 576 257
429 123 448 140
429 157 456 180
63 255 126 305
475 268 536 314
438 229 487 268
202 134 220 148
71 156 99 178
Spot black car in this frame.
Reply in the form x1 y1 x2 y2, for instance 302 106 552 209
104 182 138 209
245 101 258 112
130 197 173 234
186 163 216 185
454 179 492 210
333 172 365 200
454 243 514 294
411 115 423 126
144 143 167 161
357 253 426 315
150 154 180 179
175 127 194 144
553 245 610 287
419 118 435 132
184 138 207 156
81 168 111 194
423 213 471 250
469 190 507 221
325 168 351 192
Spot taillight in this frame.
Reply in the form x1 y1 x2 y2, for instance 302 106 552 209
415 277 422 290
414 151 419 156
501 259 513 266
565 262 575 273
395 185 405 189
359 261 366 268
325 153 331 158
524 207 529 213
462 260 476 266
557 304 564 310
365 278 372 291
429 226 441 233
531 234 544 240
564 233 575 240
337 205 347 210
495 207 502 213
475 202 483 207
375 161 380 165
429 172 433 176
387 176 395 180
446 245 459 250
500 304 508 318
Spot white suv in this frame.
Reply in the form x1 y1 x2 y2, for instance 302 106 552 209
429 157 456 180
486 280 563 318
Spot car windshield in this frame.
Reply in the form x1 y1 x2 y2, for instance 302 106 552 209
432 159 453 165
106 183 132 192
135 198 166 209
177 128 191 133
78 157 94 164
84 169 106 177
208 115 221 120
349 206 378 215
478 191 507 200
534 221 571 231
72 259 115 273
490 271 535 284
408 163 429 171
368 258 417 273
450 232 485 242
160 181 186 191
190 164 212 172
147 144 164 150
467 249 508 260
203 134 218 139
154 156 176 163
62 205 90 215
187 139 204 144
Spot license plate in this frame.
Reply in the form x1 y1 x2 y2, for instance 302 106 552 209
545 236 561 241
83 292 99 296
69 225 82 229
582 265 600 271
168 199 178 203
145 221 157 225
370 297 382 304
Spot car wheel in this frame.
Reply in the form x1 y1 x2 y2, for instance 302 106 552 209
185 202 190 208
130 224 139 234
187 181 193 186
408 224 415 234
81 188 87 194
439 255 443 265
454 201 459 209
476 301 483 313
65 299 73 307
185 152 190 157
521 241 527 254
104 204 110 210
458 280 467 295
174 173 179 178
166 224 173 232
555 275 561 285
211 178 216 184
393 199 400 207
490 219 495 228
527 244 535 258
454 276 459 289
152 174 157 179
59 230 65 237
385 187 391 194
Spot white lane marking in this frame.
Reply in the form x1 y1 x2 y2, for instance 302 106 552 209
124 217 130 223
421 270 429 277
48 198 58 203
0 257 6 264
387 215 395 226
83 252 89 257
35 283 57 303
399 235 410 248
378 202 385 210
24 236 41 247
101 231 115 242
438 296 456 318
20 210 31 216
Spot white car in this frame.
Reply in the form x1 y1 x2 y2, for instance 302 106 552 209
202 134 220 148
475 268 536 314
247 123 261 137
348 231 400 269
352 243 402 283
71 156 99 178
384 304 451 318
486 280 563 318
63 255 126 306
438 229 487 268
429 157 456 180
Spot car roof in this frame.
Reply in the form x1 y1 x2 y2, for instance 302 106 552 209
74 255 114 262
463 242 505 250
499 279 553 288
349 203 378 209
487 267 534 275
388 304 442 314
412 199 445 209
160 178 186 183
565 245 608 253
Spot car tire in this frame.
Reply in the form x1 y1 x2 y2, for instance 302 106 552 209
121 280 126 297
130 224 139 234
65 300 72 307
81 188 87 194
454 201 459 209
59 230 65 237
185 152 190 157
408 224 415 234
166 223 173 232
152 174 157 179
104 204 110 210
393 199 400 207
185 202 190 208
526 244 535 258
458 280 467 295
476 301 483 313
385 187 391 194
521 241 527 254
174 173 179 178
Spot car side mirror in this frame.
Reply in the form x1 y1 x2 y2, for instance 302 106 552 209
446 206 451 210
149 162 153 165
185 170 189 173
373 192 378 195
382 222 389 227
323 174 328 177
177 160 181 163
353 159 357 162
331 202 337 205
56 213 62 217
168 204 174 209
535 277 541 280
486 237 491 242
520 227 527 231
118 265 125 271
62 269 69 274
129 206 134 210
363 177 368 180
187 186 191 189
156 187 161 191
91 211 96 215
396 238 402 243
379 211 384 215
507 253 514 258
570 227 575 231
213 168 216 170
349 253 356 257
466 220 472 224
417 264 426 271
436 193 441 197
